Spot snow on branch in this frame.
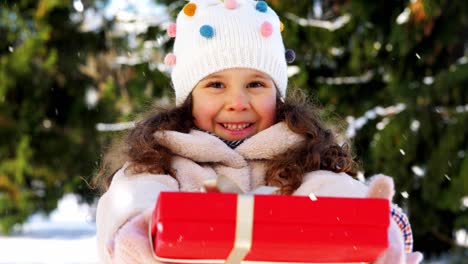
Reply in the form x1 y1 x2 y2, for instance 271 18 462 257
316 70 374 85
96 121 135 131
284 12 351 31
346 103 468 139
435 104 468 115
346 103 406 138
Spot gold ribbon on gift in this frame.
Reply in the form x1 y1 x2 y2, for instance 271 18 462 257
203 175 277 264
153 177 277 263
225 195 255 264
150 194 256 264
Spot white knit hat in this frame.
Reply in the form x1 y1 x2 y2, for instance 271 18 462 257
164 0 292 105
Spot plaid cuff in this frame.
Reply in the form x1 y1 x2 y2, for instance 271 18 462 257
391 205 414 253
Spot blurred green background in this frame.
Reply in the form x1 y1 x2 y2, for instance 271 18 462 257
1 0 467 261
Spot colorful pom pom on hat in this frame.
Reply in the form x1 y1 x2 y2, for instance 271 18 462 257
167 0 289 105
183 3 196 16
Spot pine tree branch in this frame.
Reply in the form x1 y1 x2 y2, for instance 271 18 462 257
431 228 468 249
96 121 135 132
316 70 374 85
284 12 351 31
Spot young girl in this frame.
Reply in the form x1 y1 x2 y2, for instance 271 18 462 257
95 1 423 263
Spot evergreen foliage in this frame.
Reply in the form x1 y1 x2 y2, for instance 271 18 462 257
0 0 466 258
263 0 468 257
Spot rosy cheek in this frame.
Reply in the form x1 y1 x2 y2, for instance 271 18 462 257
265 101 277 125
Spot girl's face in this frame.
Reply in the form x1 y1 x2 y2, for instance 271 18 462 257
192 68 277 141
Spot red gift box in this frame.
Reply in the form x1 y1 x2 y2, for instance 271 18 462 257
150 192 389 263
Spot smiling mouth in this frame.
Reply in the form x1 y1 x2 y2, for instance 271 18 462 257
221 123 253 130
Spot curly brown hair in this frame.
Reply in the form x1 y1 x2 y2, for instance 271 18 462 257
93 89 358 194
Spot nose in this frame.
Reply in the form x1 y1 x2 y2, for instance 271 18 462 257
226 88 249 111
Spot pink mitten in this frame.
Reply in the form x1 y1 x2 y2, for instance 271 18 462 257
367 175 423 264
406 251 424 264
374 220 423 264
111 208 159 264
374 220 405 264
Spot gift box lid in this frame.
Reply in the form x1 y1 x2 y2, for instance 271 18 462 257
154 192 389 227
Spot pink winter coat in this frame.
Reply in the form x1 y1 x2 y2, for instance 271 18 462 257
96 122 398 263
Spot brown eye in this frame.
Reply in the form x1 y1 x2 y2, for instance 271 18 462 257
207 82 224 88
248 81 265 88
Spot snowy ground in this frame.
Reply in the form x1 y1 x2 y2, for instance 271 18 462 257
0 194 464 263
0 194 98 264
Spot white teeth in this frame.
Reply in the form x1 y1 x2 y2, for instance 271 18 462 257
222 123 250 130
